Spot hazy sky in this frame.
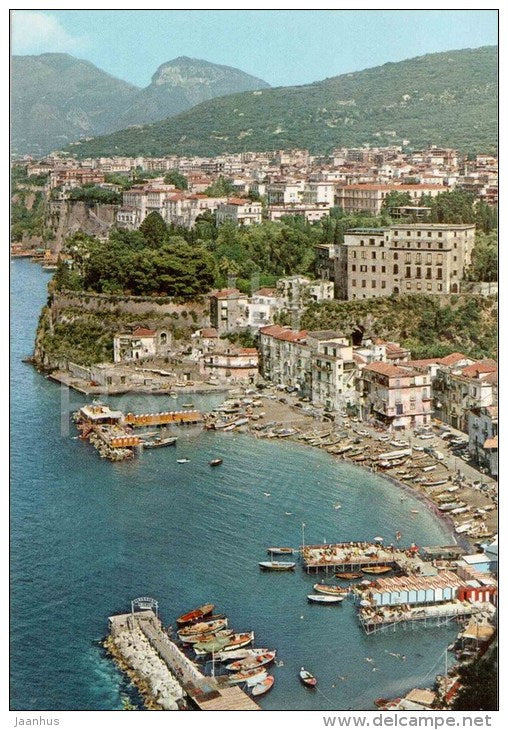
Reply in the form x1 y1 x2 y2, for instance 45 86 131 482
11 9 498 88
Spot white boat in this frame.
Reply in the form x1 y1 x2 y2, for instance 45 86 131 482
177 458 190 463
217 647 274 662
259 561 296 571
228 667 268 685
307 594 345 604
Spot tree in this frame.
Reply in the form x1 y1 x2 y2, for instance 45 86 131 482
467 231 497 282
204 176 235 197
453 651 497 711
164 169 188 190
139 211 169 249
381 191 413 211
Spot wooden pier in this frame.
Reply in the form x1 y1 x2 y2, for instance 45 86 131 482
108 609 259 711
359 601 483 635
125 410 203 427
301 541 413 574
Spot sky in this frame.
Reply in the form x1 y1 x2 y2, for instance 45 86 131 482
11 9 498 89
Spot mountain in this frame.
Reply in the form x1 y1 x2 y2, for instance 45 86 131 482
11 53 139 157
115 56 270 128
69 46 498 159
11 54 270 156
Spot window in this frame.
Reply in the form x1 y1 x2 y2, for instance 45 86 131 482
381 265 386 273
381 281 386 289
393 252 398 260
407 231 411 236
405 266 411 277
437 254 443 264
362 280 366 288
372 251 376 259
405 253 411 263
360 265 367 272
438 231 443 238
393 264 399 274
437 283 442 291
417 282 422 290
426 253 432 264
426 267 432 279
372 280 376 288
352 251 357 259
416 253 421 263
416 266 421 278
371 265 376 272
351 264 356 271
369 238 375 245
427 282 432 291
436 268 442 279
438 242 443 249
417 231 421 237
427 232 432 237
361 251 367 259
352 279 357 287
406 282 411 290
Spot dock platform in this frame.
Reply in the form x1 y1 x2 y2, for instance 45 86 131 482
301 542 418 574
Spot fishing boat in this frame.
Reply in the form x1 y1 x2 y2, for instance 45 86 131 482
176 603 215 626
209 458 223 467
180 628 233 644
217 647 274 662
336 572 361 580
229 668 268 686
142 436 177 449
313 584 348 596
178 617 228 639
266 547 293 555
225 652 276 672
182 403 194 408
299 668 317 687
199 632 254 655
307 593 345 604
361 566 392 575
259 561 296 571
252 675 274 697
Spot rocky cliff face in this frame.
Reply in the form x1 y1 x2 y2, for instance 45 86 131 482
47 200 118 251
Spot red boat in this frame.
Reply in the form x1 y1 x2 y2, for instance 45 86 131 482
176 603 215 626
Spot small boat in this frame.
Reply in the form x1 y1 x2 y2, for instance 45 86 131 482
307 594 345 604
182 403 194 408
361 566 392 575
177 458 190 463
373 536 384 542
266 547 293 555
259 561 296 571
336 572 361 580
252 675 274 696
209 458 223 467
313 584 348 596
178 617 228 638
180 628 233 644
217 632 255 652
217 647 274 662
142 436 177 449
225 651 276 672
299 668 317 687
176 603 215 626
231 669 269 687
410 509 419 514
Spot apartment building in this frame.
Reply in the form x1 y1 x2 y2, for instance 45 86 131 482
334 184 444 215
360 362 433 431
215 199 262 226
432 359 497 432
209 289 249 335
258 325 311 394
334 223 475 300
113 327 172 363
202 347 259 383
468 405 498 477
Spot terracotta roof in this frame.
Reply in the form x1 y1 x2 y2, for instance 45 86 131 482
353 353 367 364
460 360 497 378
337 183 445 190
254 288 276 297
132 327 156 337
439 352 470 366
483 371 498 385
483 436 498 450
238 348 258 355
212 288 242 299
364 361 415 378
226 197 257 206
259 324 307 343
404 358 441 367
200 328 218 338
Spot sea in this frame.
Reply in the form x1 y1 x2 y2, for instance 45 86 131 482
10 257 459 711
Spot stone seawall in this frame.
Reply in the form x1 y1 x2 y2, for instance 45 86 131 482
53 290 208 320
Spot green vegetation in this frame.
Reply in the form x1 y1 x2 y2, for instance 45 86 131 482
452 649 497 711
204 176 236 197
68 185 122 205
70 47 497 158
301 294 497 360
467 231 497 282
11 190 46 241
163 169 188 190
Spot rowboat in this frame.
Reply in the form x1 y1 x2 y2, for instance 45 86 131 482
336 572 361 580
180 628 232 645
225 652 276 672
299 668 317 687
259 561 296 571
178 617 228 639
217 647 274 662
313 583 348 596
195 632 255 656
266 547 293 555
307 594 345 604
142 436 177 449
176 603 214 626
361 566 392 575
209 458 223 467
229 667 268 686
252 675 274 696
177 458 190 463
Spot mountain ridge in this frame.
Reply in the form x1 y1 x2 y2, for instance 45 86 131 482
68 45 498 158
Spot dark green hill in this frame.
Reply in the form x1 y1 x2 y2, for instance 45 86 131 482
69 46 497 158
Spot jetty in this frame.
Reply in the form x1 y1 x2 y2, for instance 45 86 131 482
301 541 423 574
358 600 489 635
106 603 260 711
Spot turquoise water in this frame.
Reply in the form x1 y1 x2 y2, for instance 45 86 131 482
10 258 458 711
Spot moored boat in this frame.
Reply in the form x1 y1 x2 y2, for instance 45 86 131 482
266 547 293 555
195 632 254 656
179 628 232 644
225 651 276 672
178 617 228 639
251 675 275 696
209 458 223 467
229 667 268 686
336 572 361 580
307 593 345 604
313 583 348 596
142 436 177 449
217 647 274 662
361 566 392 575
176 602 215 626
299 668 317 687
259 561 296 571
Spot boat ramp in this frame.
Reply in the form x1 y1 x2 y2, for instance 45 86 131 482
106 606 260 711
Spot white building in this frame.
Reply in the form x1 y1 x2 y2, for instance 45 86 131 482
113 327 172 363
215 199 262 226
